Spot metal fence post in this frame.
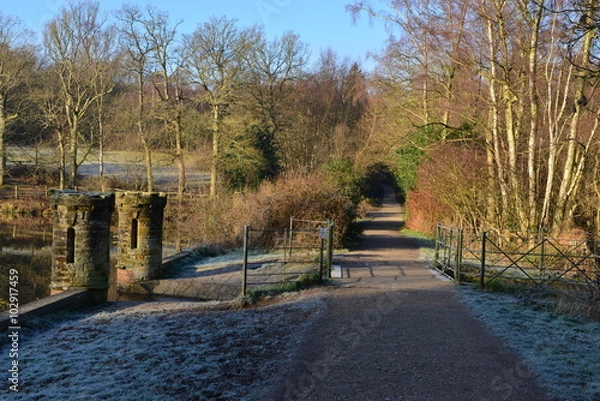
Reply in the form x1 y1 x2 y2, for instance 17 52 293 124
242 225 250 297
327 221 334 278
283 228 288 264
319 235 325 278
455 228 463 282
449 228 455 277
434 224 440 270
288 217 294 258
540 229 546 282
480 231 487 289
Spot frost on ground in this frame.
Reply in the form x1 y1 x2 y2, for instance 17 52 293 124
175 250 287 278
459 286 600 401
1 296 325 401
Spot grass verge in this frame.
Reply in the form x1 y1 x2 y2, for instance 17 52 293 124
237 273 324 306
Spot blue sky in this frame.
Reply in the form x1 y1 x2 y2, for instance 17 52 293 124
0 0 390 71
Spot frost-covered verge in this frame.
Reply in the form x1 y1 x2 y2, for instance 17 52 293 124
459 286 600 401
1 296 325 401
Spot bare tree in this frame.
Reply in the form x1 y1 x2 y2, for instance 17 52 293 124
279 51 369 170
184 16 247 197
44 0 115 189
116 4 157 191
143 7 185 196
349 0 474 130
240 28 308 177
549 1 600 230
351 0 600 234
0 13 36 186
242 29 308 133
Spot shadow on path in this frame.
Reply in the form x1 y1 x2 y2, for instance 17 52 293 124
268 185 550 401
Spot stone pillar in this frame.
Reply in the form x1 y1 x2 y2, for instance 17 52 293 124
115 191 167 291
50 191 115 302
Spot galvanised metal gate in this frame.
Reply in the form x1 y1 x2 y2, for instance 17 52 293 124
241 219 334 296
434 224 600 294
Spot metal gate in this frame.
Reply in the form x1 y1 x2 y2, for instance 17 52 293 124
434 224 600 294
241 219 334 296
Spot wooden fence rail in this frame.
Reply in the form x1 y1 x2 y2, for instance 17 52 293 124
0 186 49 199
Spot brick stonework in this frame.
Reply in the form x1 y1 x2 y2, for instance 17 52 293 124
115 192 167 291
49 191 115 302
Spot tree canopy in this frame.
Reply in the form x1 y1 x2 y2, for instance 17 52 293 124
3 0 600 236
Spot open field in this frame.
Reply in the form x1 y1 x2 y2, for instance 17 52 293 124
4 146 210 193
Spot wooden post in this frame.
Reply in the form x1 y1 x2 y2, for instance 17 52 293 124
480 231 487 289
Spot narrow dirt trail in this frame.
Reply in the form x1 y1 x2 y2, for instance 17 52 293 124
267 185 550 401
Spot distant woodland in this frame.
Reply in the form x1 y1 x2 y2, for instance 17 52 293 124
2 0 600 237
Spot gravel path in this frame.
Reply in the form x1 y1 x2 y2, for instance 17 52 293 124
266 185 550 400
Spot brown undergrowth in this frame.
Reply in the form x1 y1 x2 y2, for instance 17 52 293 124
170 171 362 250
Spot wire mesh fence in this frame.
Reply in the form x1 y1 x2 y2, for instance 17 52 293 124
241 219 334 296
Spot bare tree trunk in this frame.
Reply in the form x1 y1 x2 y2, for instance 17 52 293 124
99 119 104 190
175 109 186 197
554 26 594 230
210 104 220 198
503 85 527 227
98 80 105 191
137 72 153 192
485 17 509 220
69 114 78 189
525 2 544 229
142 137 153 192
540 14 571 230
497 3 527 230
57 128 66 190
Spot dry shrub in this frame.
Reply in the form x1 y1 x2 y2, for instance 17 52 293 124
232 172 358 248
406 188 452 235
553 287 600 320
7 165 59 185
406 143 487 235
176 172 359 249
167 196 238 249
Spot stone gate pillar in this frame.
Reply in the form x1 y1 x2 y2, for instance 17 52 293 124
50 191 115 302
115 191 167 291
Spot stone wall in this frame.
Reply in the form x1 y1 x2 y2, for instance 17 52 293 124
114 192 167 291
49 191 115 302
49 190 167 302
